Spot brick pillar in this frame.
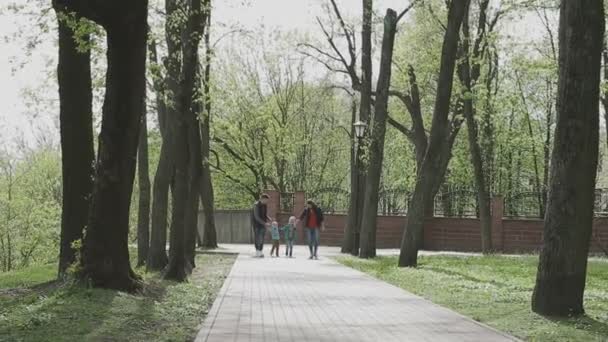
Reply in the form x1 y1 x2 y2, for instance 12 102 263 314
293 191 306 218
491 195 504 252
265 189 280 221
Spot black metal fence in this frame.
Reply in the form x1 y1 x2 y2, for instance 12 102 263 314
285 188 608 219
310 188 350 214
434 188 479 218
280 192 294 213
505 191 546 219
378 188 410 216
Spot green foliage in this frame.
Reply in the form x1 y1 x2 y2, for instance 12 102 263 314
0 254 236 342
210 31 352 207
0 148 61 273
337 255 608 341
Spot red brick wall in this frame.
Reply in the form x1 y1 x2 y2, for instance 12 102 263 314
266 190 608 254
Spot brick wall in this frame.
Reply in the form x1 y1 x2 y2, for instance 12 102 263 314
264 190 608 254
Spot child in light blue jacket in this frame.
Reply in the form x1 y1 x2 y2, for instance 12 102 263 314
282 216 297 258
270 221 280 257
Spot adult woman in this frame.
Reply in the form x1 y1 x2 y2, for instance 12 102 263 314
299 200 324 259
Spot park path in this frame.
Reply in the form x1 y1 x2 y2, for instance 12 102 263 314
195 245 518 342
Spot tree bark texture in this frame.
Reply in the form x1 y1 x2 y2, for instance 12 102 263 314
136 107 151 267
200 10 218 249
343 97 360 255
458 4 492 253
342 0 373 255
79 2 149 291
54 13 95 277
358 9 397 259
531 0 604 316
163 0 208 281
399 0 468 267
147 38 171 271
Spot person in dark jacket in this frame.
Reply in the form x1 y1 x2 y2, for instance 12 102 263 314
252 193 271 257
299 200 324 260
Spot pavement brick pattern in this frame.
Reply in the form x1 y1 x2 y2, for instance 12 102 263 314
195 246 518 342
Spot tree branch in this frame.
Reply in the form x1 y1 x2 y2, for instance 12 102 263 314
397 1 418 23
387 115 414 140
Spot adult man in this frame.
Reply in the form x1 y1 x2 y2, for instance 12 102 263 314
299 200 324 260
251 193 271 257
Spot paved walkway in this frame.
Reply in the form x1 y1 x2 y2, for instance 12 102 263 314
195 245 518 342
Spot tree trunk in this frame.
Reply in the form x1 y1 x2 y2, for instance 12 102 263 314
542 78 553 214
358 9 397 259
147 7 182 273
458 7 492 253
343 97 359 254
81 11 148 292
532 0 604 316
184 113 202 269
147 39 171 272
136 107 151 267
602 44 608 151
147 138 171 271
54 14 95 277
463 99 492 252
163 0 208 281
399 0 467 267
200 11 218 249
343 0 373 255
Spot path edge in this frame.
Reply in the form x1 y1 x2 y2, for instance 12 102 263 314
193 252 240 342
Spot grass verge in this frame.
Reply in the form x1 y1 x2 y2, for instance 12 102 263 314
0 253 236 342
336 254 608 342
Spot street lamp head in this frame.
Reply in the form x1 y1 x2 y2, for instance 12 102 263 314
354 120 367 139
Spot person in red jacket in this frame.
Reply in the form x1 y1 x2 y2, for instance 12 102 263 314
299 200 324 260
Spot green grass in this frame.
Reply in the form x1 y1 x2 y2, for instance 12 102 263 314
337 254 608 342
0 253 236 342
0 264 57 289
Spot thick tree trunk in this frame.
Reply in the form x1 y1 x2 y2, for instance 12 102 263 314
184 116 202 270
343 98 359 254
164 147 190 281
147 140 171 271
463 99 492 252
200 13 218 249
343 0 373 255
531 0 604 316
542 78 553 213
358 9 397 259
55 15 95 277
399 0 467 267
163 0 208 281
602 46 608 150
458 8 492 253
136 107 151 267
147 39 171 272
81 11 148 292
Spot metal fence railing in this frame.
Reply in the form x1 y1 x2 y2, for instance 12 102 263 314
275 188 608 219
279 192 294 213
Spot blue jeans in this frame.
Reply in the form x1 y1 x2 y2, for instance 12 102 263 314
254 226 265 251
285 239 294 256
306 228 320 257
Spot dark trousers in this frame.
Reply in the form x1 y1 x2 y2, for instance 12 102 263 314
270 240 280 256
285 239 294 256
254 226 265 251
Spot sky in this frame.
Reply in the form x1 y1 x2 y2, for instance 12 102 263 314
0 0 546 149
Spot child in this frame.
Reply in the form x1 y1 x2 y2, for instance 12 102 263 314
269 221 280 257
282 216 297 258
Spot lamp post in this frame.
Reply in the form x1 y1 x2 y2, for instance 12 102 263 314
352 120 367 255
